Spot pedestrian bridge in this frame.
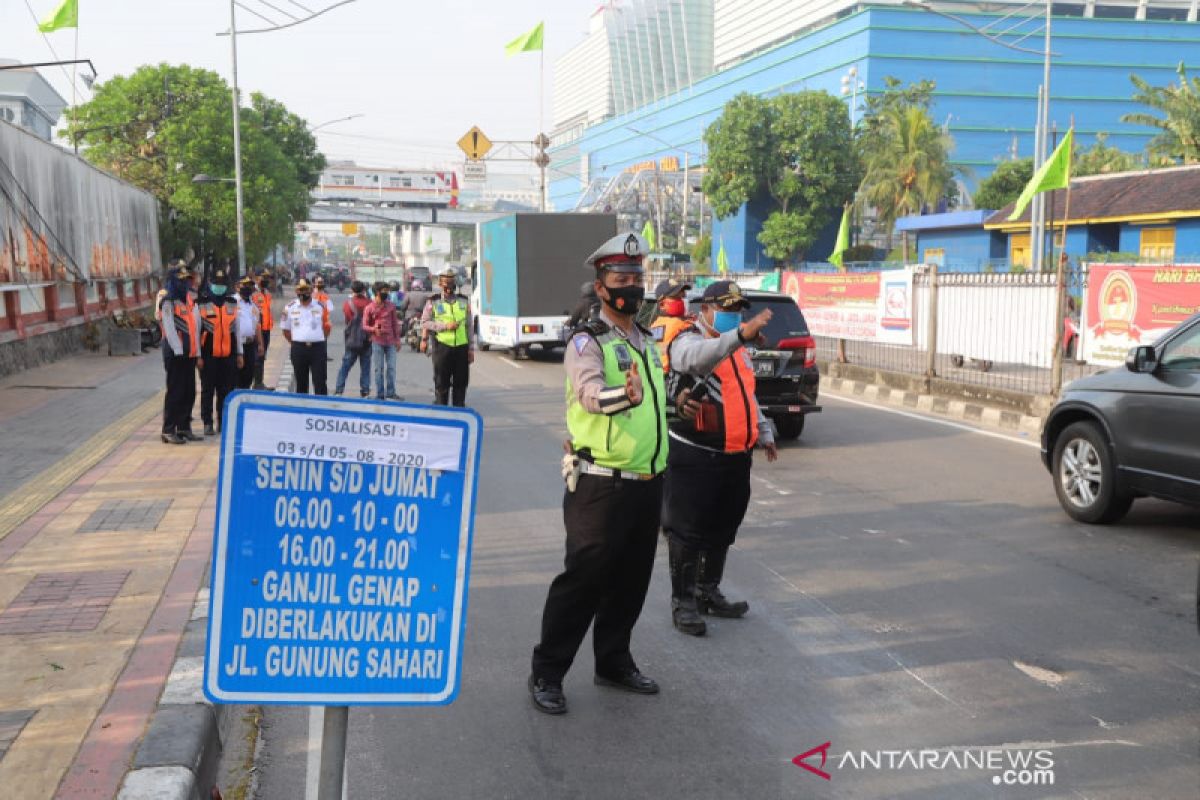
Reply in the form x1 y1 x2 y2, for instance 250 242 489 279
306 203 506 226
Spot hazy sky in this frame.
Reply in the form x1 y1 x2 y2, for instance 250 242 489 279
5 0 599 170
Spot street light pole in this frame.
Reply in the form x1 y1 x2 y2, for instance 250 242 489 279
229 0 248 281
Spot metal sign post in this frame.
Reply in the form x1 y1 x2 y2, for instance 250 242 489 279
204 392 482 799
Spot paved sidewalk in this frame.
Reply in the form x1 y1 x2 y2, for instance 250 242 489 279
0 337 288 799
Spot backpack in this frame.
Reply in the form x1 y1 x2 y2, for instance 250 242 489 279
344 301 369 352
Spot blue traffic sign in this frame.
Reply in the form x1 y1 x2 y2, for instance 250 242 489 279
204 392 482 705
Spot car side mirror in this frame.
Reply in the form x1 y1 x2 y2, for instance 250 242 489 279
1125 345 1157 373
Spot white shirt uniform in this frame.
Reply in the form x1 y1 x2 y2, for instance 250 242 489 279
280 299 328 343
236 297 260 344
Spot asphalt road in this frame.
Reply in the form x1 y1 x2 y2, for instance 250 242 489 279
252 311 1199 800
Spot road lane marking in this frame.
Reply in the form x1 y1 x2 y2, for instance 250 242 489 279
1013 659 1065 688
822 392 1041 450
500 357 523 369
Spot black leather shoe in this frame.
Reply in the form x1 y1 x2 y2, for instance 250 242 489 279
161 432 187 445
594 669 659 695
203 424 216 437
180 429 202 442
528 674 567 715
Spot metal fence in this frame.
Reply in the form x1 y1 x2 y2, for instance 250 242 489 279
643 265 1107 397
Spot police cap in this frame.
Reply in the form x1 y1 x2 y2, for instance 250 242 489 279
211 268 228 284
437 266 457 281
584 232 647 274
237 275 255 288
295 278 313 291
654 277 691 299
700 280 751 310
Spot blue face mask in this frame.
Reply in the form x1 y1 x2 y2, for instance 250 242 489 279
210 285 227 296
712 310 741 333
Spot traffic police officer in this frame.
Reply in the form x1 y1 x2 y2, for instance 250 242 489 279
251 272 275 389
234 276 264 389
197 268 244 435
529 232 668 715
420 266 474 406
280 279 331 395
159 265 202 444
649 277 692 373
663 280 777 636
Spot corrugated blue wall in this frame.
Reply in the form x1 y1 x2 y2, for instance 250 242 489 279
550 7 1195 212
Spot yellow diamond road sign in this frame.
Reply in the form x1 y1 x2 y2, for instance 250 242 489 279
457 126 493 161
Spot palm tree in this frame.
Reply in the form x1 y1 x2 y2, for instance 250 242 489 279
1122 63 1200 164
860 106 955 247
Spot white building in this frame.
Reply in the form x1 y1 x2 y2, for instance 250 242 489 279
0 60 66 142
552 1 714 144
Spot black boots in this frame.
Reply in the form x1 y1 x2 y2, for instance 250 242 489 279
668 539 706 636
698 547 749 618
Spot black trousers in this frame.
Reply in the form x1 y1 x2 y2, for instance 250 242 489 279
200 354 238 427
662 438 753 551
253 329 272 386
532 474 662 682
162 355 197 434
290 340 328 395
432 343 470 406
236 342 257 389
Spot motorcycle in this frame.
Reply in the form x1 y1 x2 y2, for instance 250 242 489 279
403 315 423 352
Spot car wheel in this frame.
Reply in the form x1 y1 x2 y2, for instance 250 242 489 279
774 415 805 440
1052 421 1133 524
479 342 490 351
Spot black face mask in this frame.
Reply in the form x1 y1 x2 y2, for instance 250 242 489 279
298 292 312 302
238 287 253 299
378 292 389 302
600 284 645 315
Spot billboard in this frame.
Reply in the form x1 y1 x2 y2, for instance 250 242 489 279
1083 264 1200 366
781 269 914 345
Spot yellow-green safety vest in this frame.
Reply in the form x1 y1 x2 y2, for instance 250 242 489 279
566 330 668 475
433 297 469 347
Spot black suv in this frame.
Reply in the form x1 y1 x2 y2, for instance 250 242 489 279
1041 313 1200 523
670 289 821 439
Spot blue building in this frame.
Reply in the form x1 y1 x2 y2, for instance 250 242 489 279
548 5 1199 270
898 165 1200 270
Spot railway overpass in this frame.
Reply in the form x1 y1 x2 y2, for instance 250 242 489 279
305 202 507 226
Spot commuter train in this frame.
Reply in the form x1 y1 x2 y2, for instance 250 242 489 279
312 163 458 207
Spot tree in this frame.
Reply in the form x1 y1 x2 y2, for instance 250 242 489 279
64 63 323 268
1123 63 1200 164
972 158 1033 210
702 91 859 263
859 105 955 242
691 232 711 271
1074 132 1144 175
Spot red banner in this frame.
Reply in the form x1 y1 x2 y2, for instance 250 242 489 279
1084 264 1200 366
781 270 914 344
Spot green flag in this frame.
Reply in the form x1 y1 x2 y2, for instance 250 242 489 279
641 220 657 251
829 204 851 270
1008 128 1074 222
717 238 730 275
37 0 77 32
505 22 544 56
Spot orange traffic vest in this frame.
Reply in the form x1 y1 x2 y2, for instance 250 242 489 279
161 297 199 358
650 315 691 373
668 326 759 454
199 301 239 358
253 290 273 331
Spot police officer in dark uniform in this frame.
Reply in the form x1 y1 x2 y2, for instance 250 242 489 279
197 268 244 436
663 280 777 636
529 233 668 715
420 267 474 406
158 265 202 444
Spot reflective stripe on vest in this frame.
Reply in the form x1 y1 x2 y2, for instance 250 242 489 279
565 331 668 475
168 300 198 357
433 299 468 347
650 315 691 373
200 303 238 357
254 291 273 330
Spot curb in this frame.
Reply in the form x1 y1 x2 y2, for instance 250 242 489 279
117 346 291 800
822 375 1045 439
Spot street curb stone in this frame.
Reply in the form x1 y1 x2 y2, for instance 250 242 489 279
823 376 1044 438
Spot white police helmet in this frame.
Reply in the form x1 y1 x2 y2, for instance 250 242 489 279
584 232 648 273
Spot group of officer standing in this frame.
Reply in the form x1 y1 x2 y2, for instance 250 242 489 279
156 262 473 445
156 263 274 443
529 231 776 715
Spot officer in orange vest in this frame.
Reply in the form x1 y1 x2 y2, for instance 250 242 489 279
662 280 777 636
251 273 275 389
649 277 692 373
158 265 202 445
198 268 245 436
